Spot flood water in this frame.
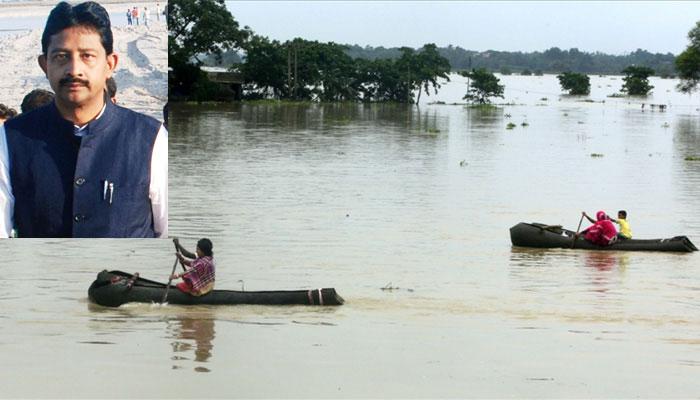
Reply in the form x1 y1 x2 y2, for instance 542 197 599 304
3 75 700 397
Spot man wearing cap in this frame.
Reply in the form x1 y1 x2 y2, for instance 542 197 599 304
0 1 167 238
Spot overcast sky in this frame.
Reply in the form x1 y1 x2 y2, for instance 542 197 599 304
226 1 699 55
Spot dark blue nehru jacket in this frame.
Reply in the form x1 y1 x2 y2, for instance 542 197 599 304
5 100 161 237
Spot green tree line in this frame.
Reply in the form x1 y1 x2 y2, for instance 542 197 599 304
237 37 450 102
208 45 679 78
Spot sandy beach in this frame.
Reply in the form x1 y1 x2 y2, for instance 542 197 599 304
0 2 166 120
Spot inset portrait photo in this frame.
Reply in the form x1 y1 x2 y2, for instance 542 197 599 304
0 1 168 238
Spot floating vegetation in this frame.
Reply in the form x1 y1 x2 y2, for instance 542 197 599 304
540 97 548 101
381 282 414 292
504 113 512 118
577 121 585 124
467 103 499 110
459 160 468 167
607 93 625 98
245 99 311 105
506 122 517 129
521 122 529 127
590 153 604 157
685 156 700 161
426 128 441 133
563 112 568 116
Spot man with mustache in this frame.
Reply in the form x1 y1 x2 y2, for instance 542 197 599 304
0 1 167 238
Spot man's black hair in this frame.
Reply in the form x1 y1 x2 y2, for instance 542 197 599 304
197 238 214 257
41 1 113 55
21 89 55 113
0 103 18 120
618 210 627 218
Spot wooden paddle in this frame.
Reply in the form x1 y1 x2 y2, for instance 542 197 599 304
572 213 585 249
161 238 181 304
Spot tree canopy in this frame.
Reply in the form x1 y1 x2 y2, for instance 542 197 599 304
168 0 250 66
168 0 251 100
412 44 452 103
676 21 700 93
460 68 504 104
557 72 591 95
240 40 451 103
621 66 655 95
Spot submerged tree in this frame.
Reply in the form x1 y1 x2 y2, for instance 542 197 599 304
620 65 655 95
239 35 287 98
557 72 591 95
460 68 505 104
676 21 700 93
348 44 451 103
367 57 410 102
413 43 452 104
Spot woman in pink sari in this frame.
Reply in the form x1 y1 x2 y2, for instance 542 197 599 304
581 211 618 246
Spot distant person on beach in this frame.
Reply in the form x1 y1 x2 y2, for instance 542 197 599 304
155 2 161 21
171 238 216 296
609 210 632 240
0 104 17 125
143 7 149 26
132 6 139 25
21 89 55 113
106 76 117 103
126 8 132 26
581 211 618 246
0 1 168 238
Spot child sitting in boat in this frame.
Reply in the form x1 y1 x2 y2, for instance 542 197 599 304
609 210 632 240
171 238 216 296
581 211 618 246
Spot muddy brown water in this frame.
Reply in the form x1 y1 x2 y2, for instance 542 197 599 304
2 75 699 397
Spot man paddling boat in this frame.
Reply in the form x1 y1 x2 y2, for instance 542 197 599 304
171 238 216 296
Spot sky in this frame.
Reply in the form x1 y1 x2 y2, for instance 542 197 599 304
226 1 700 55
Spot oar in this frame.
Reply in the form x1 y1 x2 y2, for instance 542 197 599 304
572 213 585 249
161 239 180 304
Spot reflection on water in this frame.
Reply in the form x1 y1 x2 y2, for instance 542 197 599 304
673 116 700 233
168 313 216 372
583 251 629 272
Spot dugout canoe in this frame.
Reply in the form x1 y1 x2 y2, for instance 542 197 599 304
88 270 344 307
510 222 698 252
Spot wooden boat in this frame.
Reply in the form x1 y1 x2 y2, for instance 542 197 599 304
510 222 698 252
88 270 345 307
